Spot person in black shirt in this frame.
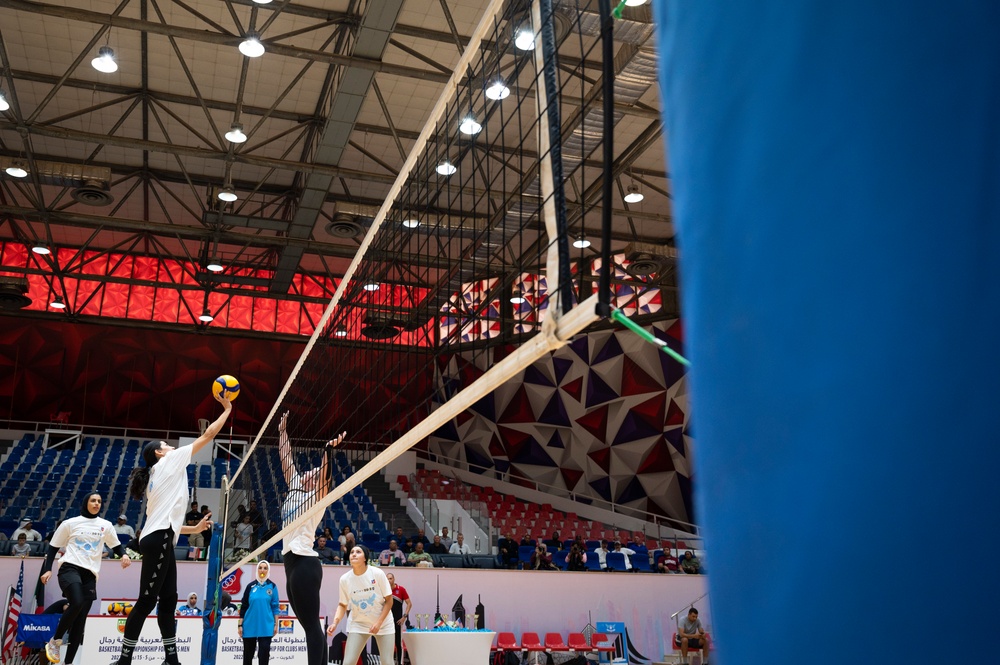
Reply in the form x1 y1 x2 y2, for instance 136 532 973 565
427 535 448 554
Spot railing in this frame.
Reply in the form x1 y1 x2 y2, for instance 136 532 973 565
406 475 493 551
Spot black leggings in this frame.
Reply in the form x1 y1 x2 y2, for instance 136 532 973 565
243 636 272 665
284 552 326 665
54 563 95 661
121 529 178 643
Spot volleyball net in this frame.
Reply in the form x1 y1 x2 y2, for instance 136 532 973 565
218 0 621 579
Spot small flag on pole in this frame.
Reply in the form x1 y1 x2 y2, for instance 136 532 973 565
1 561 25 663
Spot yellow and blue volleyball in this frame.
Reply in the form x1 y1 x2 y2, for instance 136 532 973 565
107 601 125 615
212 374 240 401
123 603 133 616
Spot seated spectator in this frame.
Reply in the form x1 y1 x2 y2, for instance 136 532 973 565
657 550 679 574
338 526 354 550
412 529 430 547
681 551 702 574
449 533 471 555
11 534 30 557
630 534 646 550
593 540 612 570
322 527 335 541
114 515 135 540
402 537 414 554
427 535 448 554
543 531 562 550
176 592 202 616
529 543 558 571
314 536 340 564
613 541 637 571
519 533 534 547
230 503 247 529
572 535 586 551
379 540 406 565
233 516 254 550
12 519 41 542
246 499 263 530
439 526 453 550
498 532 519 569
566 543 588 571
675 607 710 665
392 527 405 545
219 592 240 616
260 520 280 544
406 542 433 566
340 532 357 558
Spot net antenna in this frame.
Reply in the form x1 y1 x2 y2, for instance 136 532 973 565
220 0 602 579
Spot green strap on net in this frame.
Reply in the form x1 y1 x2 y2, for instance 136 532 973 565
611 0 629 19
610 308 691 367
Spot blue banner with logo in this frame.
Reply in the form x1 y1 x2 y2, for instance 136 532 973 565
17 614 60 648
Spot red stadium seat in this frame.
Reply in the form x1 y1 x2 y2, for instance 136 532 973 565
521 632 544 664
544 633 569 652
567 633 592 652
590 633 616 655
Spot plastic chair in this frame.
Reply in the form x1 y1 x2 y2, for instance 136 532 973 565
590 633 616 655
544 633 569 652
521 632 544 664
606 552 629 572
586 554 604 571
567 633 592 652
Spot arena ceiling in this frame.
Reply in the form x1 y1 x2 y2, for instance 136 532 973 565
0 0 674 340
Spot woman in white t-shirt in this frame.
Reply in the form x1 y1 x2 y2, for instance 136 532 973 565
234 515 254 550
278 410 346 665
327 544 395 665
38 492 131 664
112 394 231 665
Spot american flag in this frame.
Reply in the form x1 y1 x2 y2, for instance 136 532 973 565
1 561 24 663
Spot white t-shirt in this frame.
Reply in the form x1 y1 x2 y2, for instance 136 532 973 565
141 445 194 545
234 522 253 549
49 516 121 577
449 542 471 555
115 524 136 539
339 566 393 635
282 473 321 556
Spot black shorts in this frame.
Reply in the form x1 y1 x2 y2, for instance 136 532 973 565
675 637 704 650
58 562 98 602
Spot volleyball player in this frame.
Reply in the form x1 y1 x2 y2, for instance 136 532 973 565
112 393 231 665
39 492 131 664
327 544 395 665
277 410 346 665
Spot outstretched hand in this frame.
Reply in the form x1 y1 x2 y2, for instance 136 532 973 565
279 411 289 435
327 432 347 448
213 392 233 410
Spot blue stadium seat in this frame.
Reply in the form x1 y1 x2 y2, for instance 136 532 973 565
606 552 629 572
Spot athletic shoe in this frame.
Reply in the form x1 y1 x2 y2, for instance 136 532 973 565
44 638 62 663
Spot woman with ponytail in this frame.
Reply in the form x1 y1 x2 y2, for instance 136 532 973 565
112 393 232 665
39 492 131 664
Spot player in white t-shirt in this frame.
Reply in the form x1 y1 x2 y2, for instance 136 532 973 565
112 393 232 665
278 410 346 665
38 492 131 664
327 544 395 665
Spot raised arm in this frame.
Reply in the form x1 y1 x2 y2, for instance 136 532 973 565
315 431 347 502
278 411 295 485
189 393 233 456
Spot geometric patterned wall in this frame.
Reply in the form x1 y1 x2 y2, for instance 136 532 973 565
429 319 694 524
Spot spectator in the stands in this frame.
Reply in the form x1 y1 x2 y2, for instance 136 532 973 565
246 500 263 531
449 533 471 555
379 540 406 566
199 504 213 544
314 536 339 564
657 550 679 574
11 534 30 557
13 518 42 542
593 540 612 570
338 526 353 550
613 541 637 571
543 531 562 550
519 533 534 547
340 531 356 559
498 532 519 569
529 543 558 571
231 503 248 528
406 542 433 566
393 527 405 544
572 535 586 551
630 534 646 550
402 537 414 555
186 502 207 548
177 592 201 616
566 543 588 571
675 607 710 665
233 516 254 550
114 514 136 540
439 526 453 550
261 520 280 545
412 529 430 547
322 527 335 542
681 551 702 574
427 535 448 555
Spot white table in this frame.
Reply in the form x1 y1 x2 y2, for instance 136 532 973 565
403 630 496 665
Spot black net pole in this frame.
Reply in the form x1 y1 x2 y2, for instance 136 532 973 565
597 0 614 317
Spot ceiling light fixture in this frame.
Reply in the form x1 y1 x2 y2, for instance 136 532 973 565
199 308 214 322
225 123 247 143
514 28 535 51
251 0 273 4
49 295 66 309
362 282 380 292
485 80 510 101
206 257 224 272
239 33 265 58
510 293 526 304
402 218 420 229
573 235 591 249
217 185 237 202
436 161 457 176
91 46 118 73
624 0 649 5
459 116 482 135
0 90 10 112
334 325 348 337
5 162 27 178
31 242 50 255
624 183 644 203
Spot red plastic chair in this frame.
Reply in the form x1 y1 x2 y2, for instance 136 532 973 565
590 632 616 654
567 633 592 652
521 632 544 663
544 633 570 651
497 632 521 653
